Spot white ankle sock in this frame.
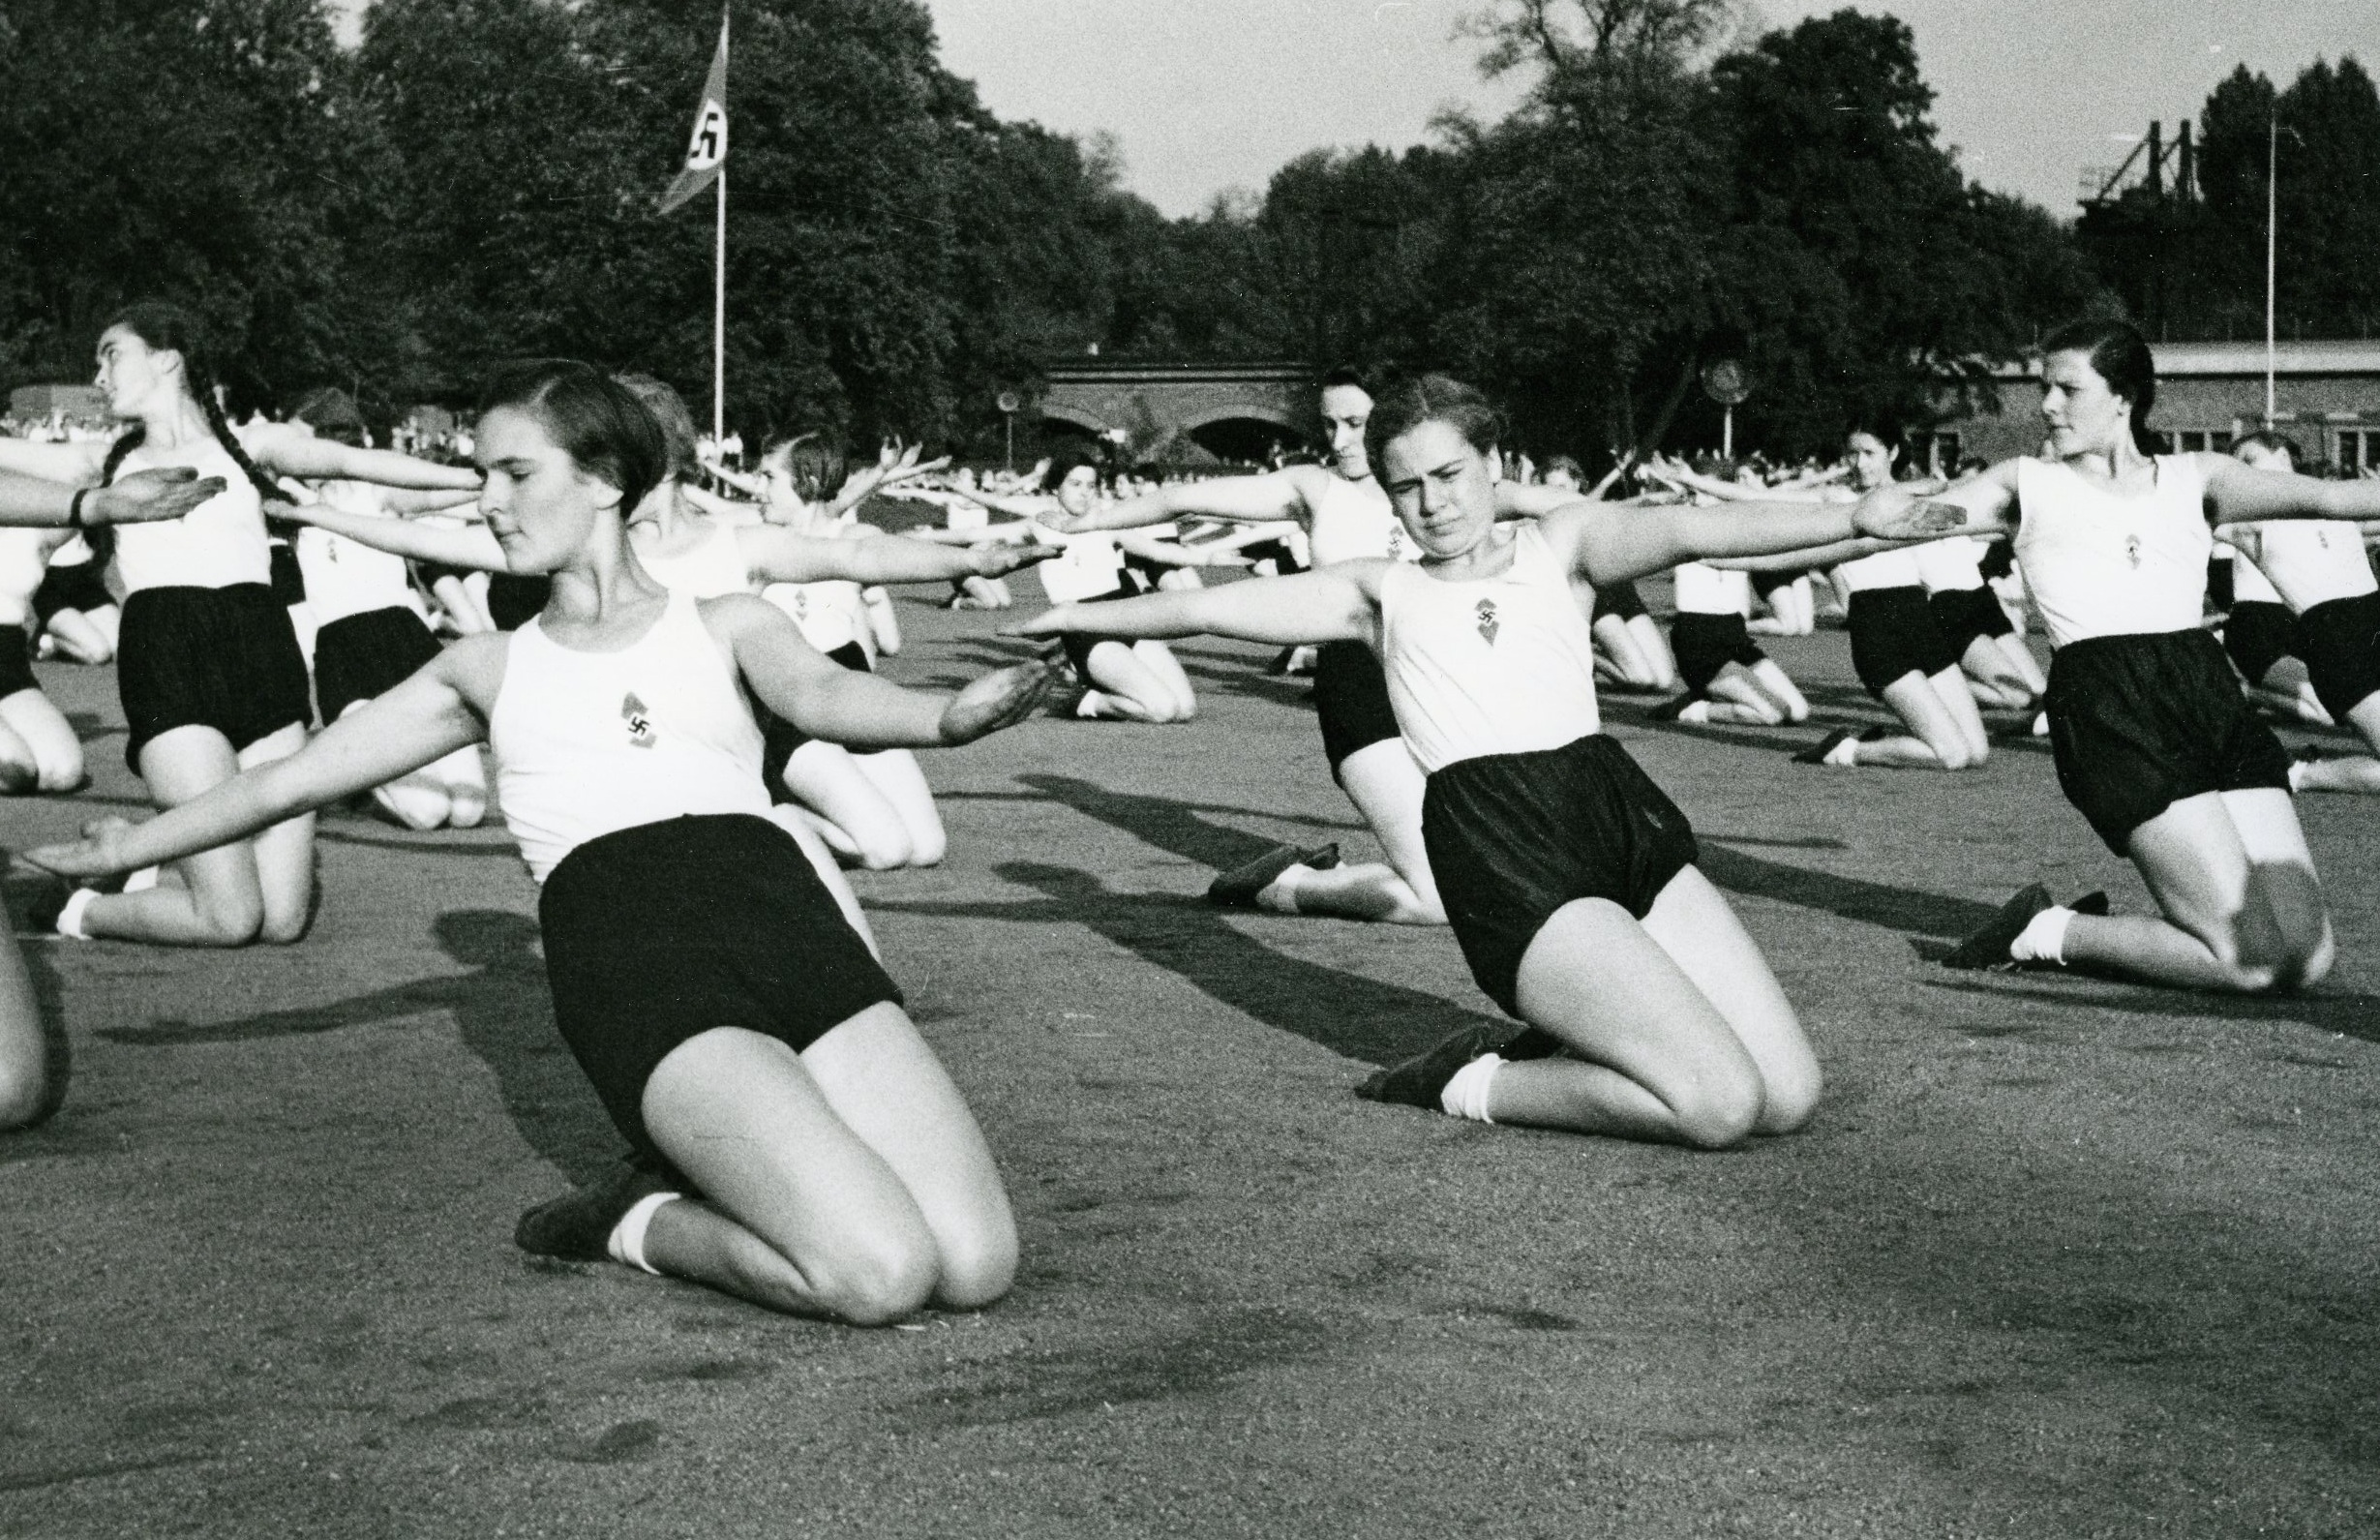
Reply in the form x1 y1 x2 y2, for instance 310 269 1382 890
55 888 99 941
606 1192 681 1275
2288 759 2311 792
123 866 161 893
1439 1053 1503 1123
2009 905 2075 965
1676 700 1712 724
1823 735 1859 767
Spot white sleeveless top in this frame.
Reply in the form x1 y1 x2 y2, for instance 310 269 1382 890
1378 525 1602 775
762 522 871 653
490 589 771 882
1033 528 1128 605
633 517 753 599
1914 535 1988 593
2234 522 2376 613
1308 471 1413 568
111 434 274 592
1672 561 1752 617
1835 546 1923 593
2014 455 2211 649
295 483 426 625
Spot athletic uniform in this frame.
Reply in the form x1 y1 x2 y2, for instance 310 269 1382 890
1835 547 1957 699
1387 526 1698 1014
1035 528 1133 678
1668 562 1764 694
494 589 898 1162
2018 455 2290 852
31 531 114 628
2220 537 2301 686
2233 521 2380 721
1915 535 2014 651
1307 472 1417 775
108 435 312 770
296 485 442 721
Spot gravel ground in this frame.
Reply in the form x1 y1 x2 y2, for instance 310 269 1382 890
4 593 2376 1539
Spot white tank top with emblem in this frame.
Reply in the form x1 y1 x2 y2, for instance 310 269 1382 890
2013 455 2211 649
1307 470 1414 568
1834 546 1924 593
762 521 871 654
294 482 428 625
1378 524 1602 775
490 589 771 883
633 516 754 600
2231 521 2376 613
110 433 274 592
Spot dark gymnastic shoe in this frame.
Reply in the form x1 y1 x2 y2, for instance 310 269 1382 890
1498 1027 1566 1061
2071 890 2109 917
515 1163 678 1263
1942 883 2053 971
1356 1024 1504 1111
1209 842 1329 907
1792 728 1853 766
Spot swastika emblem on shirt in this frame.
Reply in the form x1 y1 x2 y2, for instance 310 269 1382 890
1476 598 1499 645
622 692 656 748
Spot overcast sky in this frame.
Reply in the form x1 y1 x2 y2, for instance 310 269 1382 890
925 0 2376 218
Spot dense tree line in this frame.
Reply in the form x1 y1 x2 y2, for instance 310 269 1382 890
4 0 2350 466
2079 57 2380 346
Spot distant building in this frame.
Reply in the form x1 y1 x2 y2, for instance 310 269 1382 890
1925 340 2380 472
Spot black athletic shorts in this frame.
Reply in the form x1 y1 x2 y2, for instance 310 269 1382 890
1670 612 1764 694
539 813 902 1163
1928 585 2013 649
1240 537 1302 577
31 559 112 625
486 572 553 632
313 605 442 722
2045 629 2293 854
1751 567 1803 600
267 539 307 608
1424 733 1699 1016
1977 541 2014 581
2298 590 2380 722
1313 638 1402 773
117 584 313 770
1053 583 1131 679
2206 555 2235 613
2222 600 2299 684
759 641 874 792
1848 586 1958 698
1591 580 1647 623
0 630 35 700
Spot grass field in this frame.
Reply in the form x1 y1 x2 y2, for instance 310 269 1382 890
4 595 2376 1538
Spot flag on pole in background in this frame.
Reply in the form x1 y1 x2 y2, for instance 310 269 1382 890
657 11 728 215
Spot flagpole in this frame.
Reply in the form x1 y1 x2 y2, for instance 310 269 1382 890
713 166 727 444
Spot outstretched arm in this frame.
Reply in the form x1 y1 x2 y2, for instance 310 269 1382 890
243 425 482 492
25 651 492 880
738 525 1055 586
711 595 1049 748
0 467 226 528
1050 468 1319 534
277 500 509 570
2203 455 2380 523
1007 565 1379 648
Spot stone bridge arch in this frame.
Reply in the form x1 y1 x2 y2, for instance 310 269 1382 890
1037 361 1317 465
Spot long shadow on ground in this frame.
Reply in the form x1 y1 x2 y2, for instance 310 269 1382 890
1015 773 1359 875
1922 973 2380 1044
873 863 1500 1068
89 909 618 1181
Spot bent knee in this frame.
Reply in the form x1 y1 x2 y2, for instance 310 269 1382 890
1672 1083 1762 1150
809 1242 939 1326
1757 1063 1823 1135
0 1065 55 1132
933 1230 1019 1313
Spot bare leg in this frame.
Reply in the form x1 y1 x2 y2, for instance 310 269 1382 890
1130 640 1197 721
43 608 113 665
1747 657 1810 722
0 689 85 791
1625 614 1679 691
1699 663 1783 725
79 723 316 947
1837 668 1988 770
1077 640 1187 722
1592 614 1664 689
2059 790 2332 992
0 929 56 1130
2293 692 2380 793
851 749 948 867
781 740 916 869
1484 877 1802 1147
1320 737 1443 923
636 1007 1015 1321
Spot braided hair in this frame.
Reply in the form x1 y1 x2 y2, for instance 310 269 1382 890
99 303 286 505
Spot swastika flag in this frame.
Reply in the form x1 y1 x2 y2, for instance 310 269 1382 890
657 11 728 215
